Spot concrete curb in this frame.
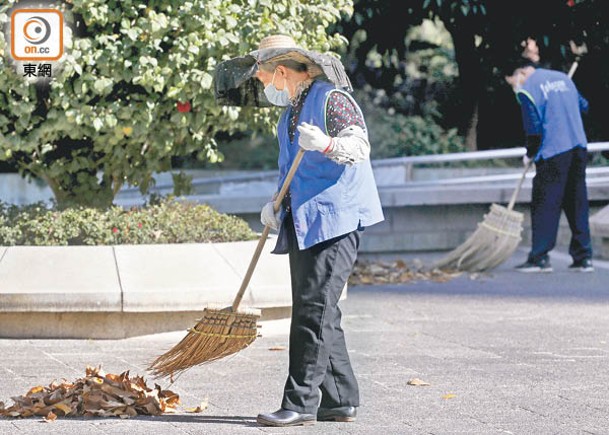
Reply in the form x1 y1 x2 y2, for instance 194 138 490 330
0 237 297 339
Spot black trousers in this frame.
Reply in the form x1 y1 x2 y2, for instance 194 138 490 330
529 146 592 263
280 213 360 414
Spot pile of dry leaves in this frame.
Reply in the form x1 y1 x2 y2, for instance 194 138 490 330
0 366 179 420
349 259 460 285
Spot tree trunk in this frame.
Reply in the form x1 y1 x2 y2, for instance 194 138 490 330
41 171 115 209
444 20 482 151
29 138 118 209
464 102 479 151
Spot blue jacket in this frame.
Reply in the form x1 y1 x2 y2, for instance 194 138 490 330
517 68 588 161
273 80 384 253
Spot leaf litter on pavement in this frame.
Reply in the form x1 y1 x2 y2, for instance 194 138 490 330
0 366 180 420
349 259 460 285
407 378 431 386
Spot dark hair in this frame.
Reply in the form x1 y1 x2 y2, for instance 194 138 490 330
502 56 538 76
259 59 308 73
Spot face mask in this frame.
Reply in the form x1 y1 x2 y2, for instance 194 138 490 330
512 73 523 93
264 70 290 106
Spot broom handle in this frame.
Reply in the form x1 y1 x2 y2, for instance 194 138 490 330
507 161 533 211
567 61 579 79
231 148 306 311
506 61 579 212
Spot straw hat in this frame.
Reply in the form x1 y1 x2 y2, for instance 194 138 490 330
251 35 324 78
214 34 352 107
257 34 298 50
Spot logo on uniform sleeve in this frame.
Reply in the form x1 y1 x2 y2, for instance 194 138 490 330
11 9 64 61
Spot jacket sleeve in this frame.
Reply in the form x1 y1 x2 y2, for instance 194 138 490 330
578 92 589 115
325 125 370 165
517 92 542 135
517 92 542 157
324 91 370 165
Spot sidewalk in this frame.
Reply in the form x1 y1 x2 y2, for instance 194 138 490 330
1 248 608 434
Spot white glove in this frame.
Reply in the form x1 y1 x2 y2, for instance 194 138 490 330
260 201 280 231
522 155 532 167
297 122 332 153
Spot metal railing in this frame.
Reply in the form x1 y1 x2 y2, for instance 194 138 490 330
117 142 609 195
373 142 609 186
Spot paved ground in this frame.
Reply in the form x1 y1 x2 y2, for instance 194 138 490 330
1 248 608 434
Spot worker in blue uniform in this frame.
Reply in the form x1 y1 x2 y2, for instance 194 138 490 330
505 58 593 273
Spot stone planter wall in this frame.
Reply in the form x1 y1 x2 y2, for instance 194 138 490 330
0 237 301 339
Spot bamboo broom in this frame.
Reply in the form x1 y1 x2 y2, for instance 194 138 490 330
148 148 306 379
432 161 532 272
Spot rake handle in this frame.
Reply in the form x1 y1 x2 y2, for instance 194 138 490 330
507 61 579 212
231 148 306 312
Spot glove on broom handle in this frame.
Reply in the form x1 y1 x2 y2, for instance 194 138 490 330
231 148 306 312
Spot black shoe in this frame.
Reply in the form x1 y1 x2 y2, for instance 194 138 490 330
317 406 357 422
257 408 316 427
515 257 552 273
569 258 594 273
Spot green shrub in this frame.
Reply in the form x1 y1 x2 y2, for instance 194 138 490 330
215 132 279 170
354 90 465 159
367 111 465 159
0 197 256 246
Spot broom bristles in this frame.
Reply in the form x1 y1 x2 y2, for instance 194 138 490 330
433 204 524 272
148 306 261 379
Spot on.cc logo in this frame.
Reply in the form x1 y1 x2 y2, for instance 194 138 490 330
23 16 52 45
11 9 63 61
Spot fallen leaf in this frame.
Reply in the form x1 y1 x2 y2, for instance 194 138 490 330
141 401 160 415
441 393 457 400
124 406 138 417
43 411 57 422
399 272 413 281
268 346 287 351
395 260 407 269
359 275 374 284
186 398 209 413
407 378 430 387
54 402 73 415
160 389 180 407
27 386 44 396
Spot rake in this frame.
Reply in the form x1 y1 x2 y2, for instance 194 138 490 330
148 148 306 379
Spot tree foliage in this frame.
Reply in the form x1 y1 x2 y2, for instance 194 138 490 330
339 0 609 150
0 0 352 207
